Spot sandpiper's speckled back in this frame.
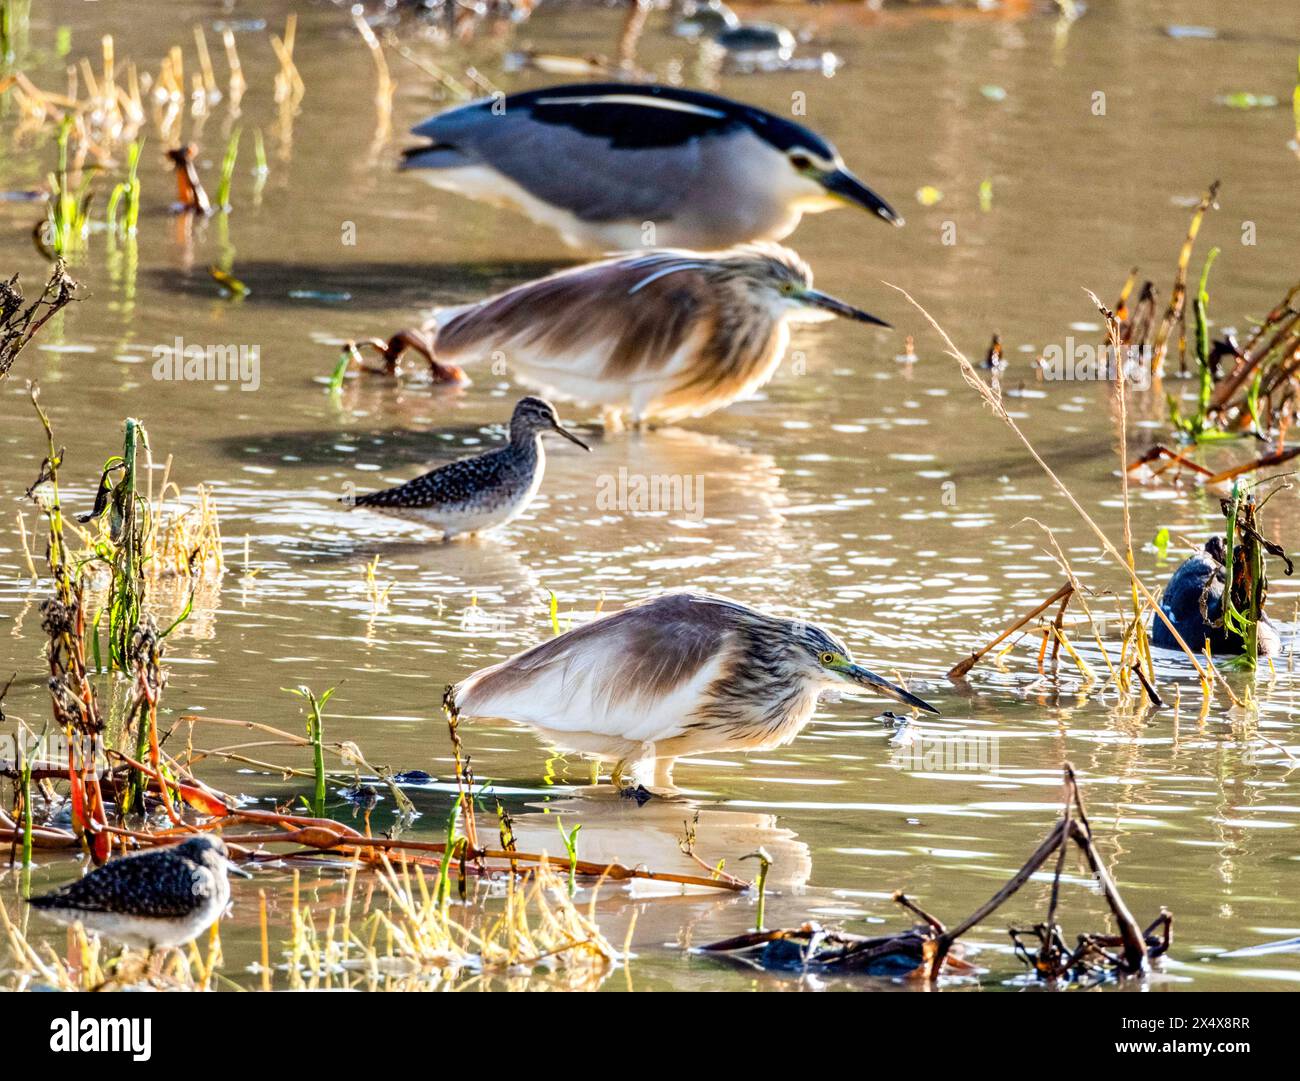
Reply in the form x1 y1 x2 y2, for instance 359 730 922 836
350 397 580 536
29 835 229 919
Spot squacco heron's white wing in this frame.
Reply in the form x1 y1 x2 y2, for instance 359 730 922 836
453 593 739 745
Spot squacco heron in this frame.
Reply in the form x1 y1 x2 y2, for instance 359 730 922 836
448 592 937 792
351 243 889 430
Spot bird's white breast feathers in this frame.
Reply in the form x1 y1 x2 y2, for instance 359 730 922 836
455 639 730 747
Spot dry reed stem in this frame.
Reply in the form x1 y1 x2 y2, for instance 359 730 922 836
888 282 1238 705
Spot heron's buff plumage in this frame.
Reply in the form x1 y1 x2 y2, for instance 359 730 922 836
432 246 811 417
453 592 825 755
456 593 732 715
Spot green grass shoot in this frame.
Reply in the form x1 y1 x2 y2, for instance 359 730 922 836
217 127 241 210
741 847 772 931
285 684 335 815
556 817 582 896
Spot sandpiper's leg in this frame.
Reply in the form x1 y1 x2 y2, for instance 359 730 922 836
351 329 468 385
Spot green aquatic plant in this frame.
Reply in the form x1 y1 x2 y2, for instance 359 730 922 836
741 847 772 931
1 0 31 69
44 117 95 257
285 685 334 816
556 816 582 897
82 418 147 673
105 140 143 236
1221 483 1268 673
216 127 241 210
1167 247 1234 444
435 799 461 910
1152 527 1170 561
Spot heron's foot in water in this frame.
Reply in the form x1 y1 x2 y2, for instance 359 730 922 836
349 329 469 385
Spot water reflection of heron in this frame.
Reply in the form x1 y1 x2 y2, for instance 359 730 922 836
511 797 812 897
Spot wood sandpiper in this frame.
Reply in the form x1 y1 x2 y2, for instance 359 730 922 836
349 396 590 539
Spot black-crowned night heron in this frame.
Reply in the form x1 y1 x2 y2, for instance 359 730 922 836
28 835 249 949
448 591 937 791
347 396 588 539
401 82 903 250
352 243 888 429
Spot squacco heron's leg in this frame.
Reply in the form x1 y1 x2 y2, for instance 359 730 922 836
611 742 656 792
610 757 629 790
349 329 468 385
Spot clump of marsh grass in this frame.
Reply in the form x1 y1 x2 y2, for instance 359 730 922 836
284 856 618 992
42 117 96 257
0 901 225 991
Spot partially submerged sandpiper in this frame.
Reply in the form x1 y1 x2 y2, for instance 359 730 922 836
348 396 589 540
27 834 249 950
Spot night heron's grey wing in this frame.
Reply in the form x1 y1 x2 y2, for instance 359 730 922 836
453 592 740 742
407 91 737 223
433 253 714 382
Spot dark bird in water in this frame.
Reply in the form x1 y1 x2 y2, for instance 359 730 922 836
28 834 249 949
400 82 902 251
347 397 589 540
1152 536 1280 656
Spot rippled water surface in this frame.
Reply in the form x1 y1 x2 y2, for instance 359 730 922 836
3 0 1300 990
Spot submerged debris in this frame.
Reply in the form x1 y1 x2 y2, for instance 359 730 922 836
0 263 76 382
701 921 972 977
704 765 1171 984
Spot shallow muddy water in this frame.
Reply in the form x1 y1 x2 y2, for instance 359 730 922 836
2 0 1300 990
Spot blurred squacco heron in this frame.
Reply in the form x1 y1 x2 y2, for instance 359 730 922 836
352 243 890 430
447 592 937 792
